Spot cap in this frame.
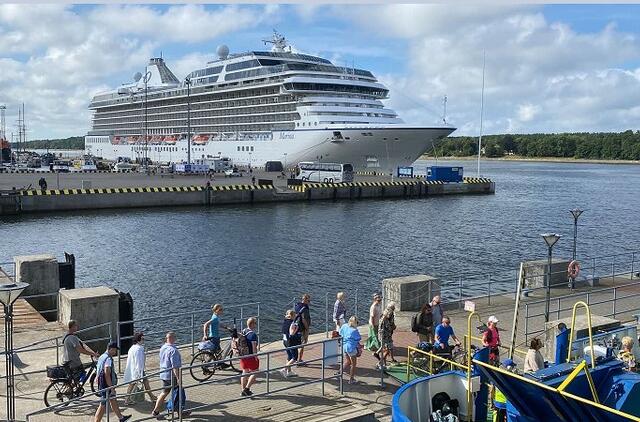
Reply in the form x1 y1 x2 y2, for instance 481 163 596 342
488 315 499 324
502 358 515 368
107 341 120 350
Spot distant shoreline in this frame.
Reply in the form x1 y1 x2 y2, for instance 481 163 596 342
420 155 640 165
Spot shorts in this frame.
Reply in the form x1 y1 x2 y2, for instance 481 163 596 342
99 388 116 403
284 341 299 362
161 377 178 393
345 349 358 357
382 341 394 350
240 356 259 372
210 337 221 351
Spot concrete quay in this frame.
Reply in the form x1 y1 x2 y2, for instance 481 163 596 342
4 273 639 421
0 173 494 215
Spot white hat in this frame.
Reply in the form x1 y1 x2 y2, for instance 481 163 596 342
488 315 499 324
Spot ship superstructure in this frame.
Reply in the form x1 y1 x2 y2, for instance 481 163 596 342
85 32 455 170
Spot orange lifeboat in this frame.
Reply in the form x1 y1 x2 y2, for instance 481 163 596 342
192 134 210 145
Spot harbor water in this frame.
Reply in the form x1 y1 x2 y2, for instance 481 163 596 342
1 160 639 341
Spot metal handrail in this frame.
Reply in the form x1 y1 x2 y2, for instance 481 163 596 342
25 336 344 422
568 301 595 369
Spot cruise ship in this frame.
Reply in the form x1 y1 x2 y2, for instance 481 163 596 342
85 32 455 171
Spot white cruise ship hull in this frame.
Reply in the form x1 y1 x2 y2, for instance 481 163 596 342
86 125 454 172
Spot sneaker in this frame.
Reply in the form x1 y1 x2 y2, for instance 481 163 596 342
348 378 358 385
180 410 192 417
119 416 132 422
376 363 387 370
279 368 289 378
297 360 307 366
245 389 253 396
288 370 298 377
241 388 250 397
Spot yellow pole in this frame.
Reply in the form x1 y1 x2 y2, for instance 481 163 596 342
406 346 411 383
467 311 482 422
567 301 595 369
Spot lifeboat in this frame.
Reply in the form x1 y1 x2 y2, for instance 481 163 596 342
151 135 163 144
192 134 210 145
126 136 137 144
164 135 178 145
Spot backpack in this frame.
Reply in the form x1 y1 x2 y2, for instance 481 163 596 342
411 313 420 333
97 354 115 390
234 330 251 356
166 386 186 412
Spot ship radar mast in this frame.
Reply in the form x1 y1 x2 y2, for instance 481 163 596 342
263 30 291 53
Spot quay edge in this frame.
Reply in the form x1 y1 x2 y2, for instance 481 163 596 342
0 180 495 215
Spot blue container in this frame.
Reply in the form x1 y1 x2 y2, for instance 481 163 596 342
426 166 463 182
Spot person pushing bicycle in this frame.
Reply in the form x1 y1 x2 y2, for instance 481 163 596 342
63 320 98 383
202 304 232 352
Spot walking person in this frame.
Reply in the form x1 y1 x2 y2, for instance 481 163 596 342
482 315 501 366
94 342 131 422
377 304 397 369
413 303 434 343
365 293 382 361
294 294 311 365
339 316 362 384
430 296 443 333
524 338 545 373
152 332 190 418
62 320 98 383
280 310 301 377
237 317 260 396
123 332 157 405
333 292 347 331
38 176 47 190
202 303 231 352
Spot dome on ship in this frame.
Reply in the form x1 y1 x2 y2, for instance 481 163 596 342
216 45 229 60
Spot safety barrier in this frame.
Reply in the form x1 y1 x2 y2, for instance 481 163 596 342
24 336 344 422
291 179 492 189
19 184 274 196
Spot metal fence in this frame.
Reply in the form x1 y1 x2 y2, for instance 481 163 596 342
381 250 638 312
523 279 640 342
25 336 344 422
116 301 261 373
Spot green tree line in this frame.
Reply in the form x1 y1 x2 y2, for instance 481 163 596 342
11 136 84 150
431 131 640 160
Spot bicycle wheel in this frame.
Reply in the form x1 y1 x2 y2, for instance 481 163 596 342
89 372 97 394
44 380 74 407
225 348 240 373
190 351 215 381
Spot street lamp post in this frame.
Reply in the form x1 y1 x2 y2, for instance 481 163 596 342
570 209 583 261
185 77 192 165
541 233 561 323
0 282 29 422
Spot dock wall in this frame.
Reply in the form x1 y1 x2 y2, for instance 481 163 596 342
0 179 495 215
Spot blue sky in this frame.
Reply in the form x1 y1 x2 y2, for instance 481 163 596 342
1 4 640 139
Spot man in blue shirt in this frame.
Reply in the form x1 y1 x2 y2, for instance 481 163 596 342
152 332 190 417
202 303 230 351
94 342 130 422
434 317 461 353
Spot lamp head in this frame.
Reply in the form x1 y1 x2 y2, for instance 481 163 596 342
541 233 561 248
570 208 583 219
0 282 29 307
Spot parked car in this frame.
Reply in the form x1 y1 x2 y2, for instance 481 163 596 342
224 168 243 177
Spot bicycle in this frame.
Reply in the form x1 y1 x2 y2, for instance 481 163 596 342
44 358 97 407
190 328 240 381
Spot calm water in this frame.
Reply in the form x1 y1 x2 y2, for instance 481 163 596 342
2 160 639 341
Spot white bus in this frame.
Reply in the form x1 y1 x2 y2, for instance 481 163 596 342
295 162 354 183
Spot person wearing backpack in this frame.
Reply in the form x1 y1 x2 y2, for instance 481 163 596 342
294 294 311 365
237 317 259 396
94 342 131 422
412 303 434 343
280 310 301 377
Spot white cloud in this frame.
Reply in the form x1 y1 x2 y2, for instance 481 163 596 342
337 4 640 134
0 4 276 139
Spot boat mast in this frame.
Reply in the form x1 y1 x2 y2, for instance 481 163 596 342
477 50 485 178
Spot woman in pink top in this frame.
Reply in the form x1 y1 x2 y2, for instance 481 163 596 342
482 315 501 365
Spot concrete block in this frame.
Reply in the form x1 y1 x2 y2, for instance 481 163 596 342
382 274 440 312
14 254 59 320
522 258 571 290
59 286 119 353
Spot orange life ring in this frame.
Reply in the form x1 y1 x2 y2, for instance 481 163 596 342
568 260 580 278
